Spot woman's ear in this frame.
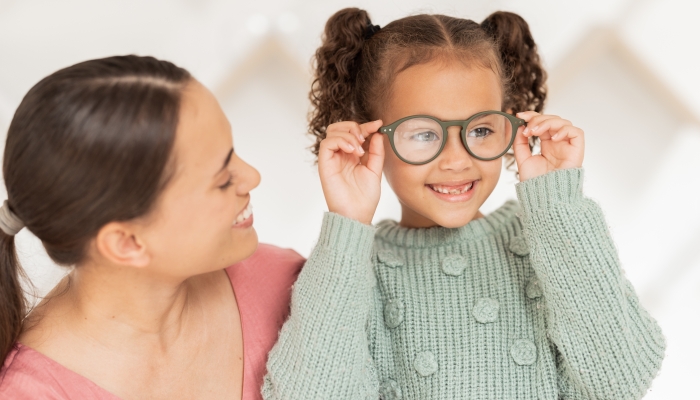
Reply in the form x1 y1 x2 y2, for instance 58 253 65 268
95 222 151 268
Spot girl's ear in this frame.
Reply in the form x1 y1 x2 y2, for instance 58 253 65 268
94 222 150 268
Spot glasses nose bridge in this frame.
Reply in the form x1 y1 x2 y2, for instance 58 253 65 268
439 120 472 160
442 120 467 136
442 121 469 153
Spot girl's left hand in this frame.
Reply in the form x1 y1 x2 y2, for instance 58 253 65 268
512 111 585 182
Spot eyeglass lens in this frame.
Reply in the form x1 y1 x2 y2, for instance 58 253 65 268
392 112 513 163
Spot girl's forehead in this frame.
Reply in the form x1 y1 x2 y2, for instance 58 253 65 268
386 61 502 120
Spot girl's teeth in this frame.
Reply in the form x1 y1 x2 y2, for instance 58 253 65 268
430 182 473 194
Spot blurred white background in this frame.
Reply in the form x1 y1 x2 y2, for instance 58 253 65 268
0 0 698 397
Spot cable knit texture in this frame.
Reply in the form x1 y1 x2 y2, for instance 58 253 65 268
263 168 665 399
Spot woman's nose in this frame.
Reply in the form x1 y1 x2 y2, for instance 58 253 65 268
235 157 261 195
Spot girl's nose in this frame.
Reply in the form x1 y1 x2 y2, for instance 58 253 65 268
437 126 473 171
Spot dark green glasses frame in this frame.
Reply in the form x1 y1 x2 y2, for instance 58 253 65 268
378 110 526 165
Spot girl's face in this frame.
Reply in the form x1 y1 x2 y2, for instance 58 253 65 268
139 80 261 279
381 60 503 229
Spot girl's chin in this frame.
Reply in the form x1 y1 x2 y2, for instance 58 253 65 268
401 211 478 229
430 208 483 228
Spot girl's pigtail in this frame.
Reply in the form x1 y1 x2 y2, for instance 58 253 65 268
0 230 27 364
481 11 547 113
309 7 372 158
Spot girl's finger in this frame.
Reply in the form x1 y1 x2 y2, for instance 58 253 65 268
335 131 366 156
364 133 385 177
551 126 585 146
526 118 572 138
515 111 540 122
512 126 532 167
327 121 367 143
319 136 362 159
359 120 383 139
522 115 560 137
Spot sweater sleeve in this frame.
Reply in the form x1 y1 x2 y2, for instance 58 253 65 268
261 212 379 399
515 168 665 400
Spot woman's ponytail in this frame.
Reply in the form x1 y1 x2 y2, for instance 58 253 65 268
309 7 373 158
0 229 27 364
481 11 547 113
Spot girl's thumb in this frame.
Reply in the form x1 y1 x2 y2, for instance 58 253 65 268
365 133 385 177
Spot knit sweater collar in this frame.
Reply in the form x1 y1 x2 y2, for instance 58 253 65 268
375 200 519 249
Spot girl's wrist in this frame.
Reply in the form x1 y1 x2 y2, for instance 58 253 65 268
327 207 374 225
318 212 376 253
516 168 585 212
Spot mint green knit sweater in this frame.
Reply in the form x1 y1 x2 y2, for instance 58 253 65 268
263 169 665 399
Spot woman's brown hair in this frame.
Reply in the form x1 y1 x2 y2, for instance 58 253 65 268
309 8 547 169
0 55 191 364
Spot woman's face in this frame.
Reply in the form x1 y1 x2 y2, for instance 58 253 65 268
140 80 260 278
380 60 504 229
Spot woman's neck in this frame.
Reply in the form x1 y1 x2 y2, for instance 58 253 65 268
19 261 243 399
22 262 212 352
72 264 197 344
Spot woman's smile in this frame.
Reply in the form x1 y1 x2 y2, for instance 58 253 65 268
232 202 253 228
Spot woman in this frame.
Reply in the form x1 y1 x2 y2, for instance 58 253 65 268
0 55 303 399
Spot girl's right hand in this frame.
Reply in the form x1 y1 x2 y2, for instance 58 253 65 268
318 120 384 225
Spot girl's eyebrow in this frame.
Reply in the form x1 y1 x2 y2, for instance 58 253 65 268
216 148 234 175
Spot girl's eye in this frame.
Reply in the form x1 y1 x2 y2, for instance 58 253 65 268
468 127 494 138
409 130 440 142
219 175 234 190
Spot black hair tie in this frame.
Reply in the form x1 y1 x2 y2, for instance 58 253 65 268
364 22 381 40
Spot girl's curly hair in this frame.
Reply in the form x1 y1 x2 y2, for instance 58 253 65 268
308 8 547 171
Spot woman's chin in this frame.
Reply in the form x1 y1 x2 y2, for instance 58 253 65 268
230 229 259 265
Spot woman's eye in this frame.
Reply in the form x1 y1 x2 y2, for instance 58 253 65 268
468 127 493 138
219 175 233 190
410 131 440 142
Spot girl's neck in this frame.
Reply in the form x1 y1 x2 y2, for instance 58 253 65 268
399 205 485 229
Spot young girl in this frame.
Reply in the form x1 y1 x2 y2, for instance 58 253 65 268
0 56 303 399
263 8 665 400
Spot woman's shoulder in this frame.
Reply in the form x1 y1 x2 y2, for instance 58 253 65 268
0 344 119 399
226 243 305 278
224 244 306 397
224 243 305 304
0 344 52 397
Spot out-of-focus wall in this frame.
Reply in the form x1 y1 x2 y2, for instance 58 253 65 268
0 0 697 397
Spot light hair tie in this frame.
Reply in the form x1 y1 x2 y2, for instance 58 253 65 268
0 200 24 236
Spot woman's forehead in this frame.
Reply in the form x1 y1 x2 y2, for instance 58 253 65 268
174 82 233 174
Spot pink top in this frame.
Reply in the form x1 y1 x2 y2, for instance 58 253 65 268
0 244 304 400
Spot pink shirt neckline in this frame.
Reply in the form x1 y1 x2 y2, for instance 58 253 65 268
0 244 304 400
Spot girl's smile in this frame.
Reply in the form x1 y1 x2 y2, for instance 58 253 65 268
426 179 479 202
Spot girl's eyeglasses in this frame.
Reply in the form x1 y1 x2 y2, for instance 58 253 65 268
378 111 525 165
